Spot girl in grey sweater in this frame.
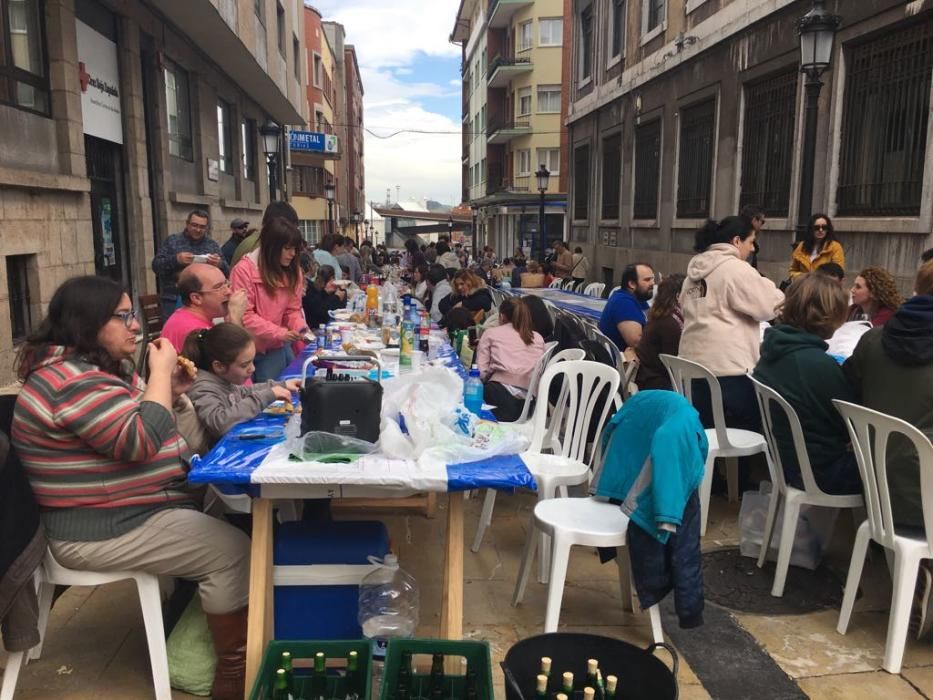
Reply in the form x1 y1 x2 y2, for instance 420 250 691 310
183 323 300 443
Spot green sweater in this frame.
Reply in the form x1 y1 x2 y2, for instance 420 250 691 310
753 325 856 484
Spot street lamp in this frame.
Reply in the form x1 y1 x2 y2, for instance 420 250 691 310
795 0 841 242
259 119 282 199
352 212 361 241
324 180 336 236
470 206 478 249
535 164 550 262
447 214 453 241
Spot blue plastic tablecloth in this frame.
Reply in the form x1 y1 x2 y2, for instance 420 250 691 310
503 287 606 322
188 337 534 492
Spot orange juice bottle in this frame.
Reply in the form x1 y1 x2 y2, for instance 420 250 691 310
366 283 379 328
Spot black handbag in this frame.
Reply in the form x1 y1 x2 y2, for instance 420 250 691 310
299 355 383 443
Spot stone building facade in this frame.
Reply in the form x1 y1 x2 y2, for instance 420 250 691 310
565 0 933 292
0 0 306 383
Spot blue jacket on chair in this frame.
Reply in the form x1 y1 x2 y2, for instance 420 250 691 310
594 390 708 628
595 390 708 542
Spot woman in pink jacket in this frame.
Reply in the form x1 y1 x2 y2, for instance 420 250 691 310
476 297 545 421
230 217 308 381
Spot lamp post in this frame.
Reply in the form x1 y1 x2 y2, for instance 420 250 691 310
470 206 478 248
352 212 361 241
447 214 453 242
795 0 841 243
324 180 336 236
259 120 282 200
535 164 550 263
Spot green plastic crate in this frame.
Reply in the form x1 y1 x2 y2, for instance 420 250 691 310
380 639 494 700
249 640 372 700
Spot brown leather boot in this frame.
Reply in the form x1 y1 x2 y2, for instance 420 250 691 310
205 607 248 700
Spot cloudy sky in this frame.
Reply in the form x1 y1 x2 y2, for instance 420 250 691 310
311 0 463 210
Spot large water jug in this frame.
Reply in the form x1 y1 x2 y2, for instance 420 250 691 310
359 554 419 692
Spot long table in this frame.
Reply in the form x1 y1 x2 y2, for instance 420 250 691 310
504 287 608 322
187 337 534 697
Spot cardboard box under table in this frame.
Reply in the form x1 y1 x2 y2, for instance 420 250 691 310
273 520 390 640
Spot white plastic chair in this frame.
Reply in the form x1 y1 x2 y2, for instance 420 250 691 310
660 354 770 536
470 342 569 553
511 496 663 643
548 279 564 289
583 282 605 297
561 279 576 291
0 551 171 700
608 285 621 297
834 400 933 674
518 360 621 582
749 378 863 597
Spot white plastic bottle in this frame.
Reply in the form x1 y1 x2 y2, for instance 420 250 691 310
358 554 419 696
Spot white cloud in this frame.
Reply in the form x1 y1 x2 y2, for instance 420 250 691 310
309 0 466 207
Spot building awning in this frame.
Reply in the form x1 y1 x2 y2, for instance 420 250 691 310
156 1 304 126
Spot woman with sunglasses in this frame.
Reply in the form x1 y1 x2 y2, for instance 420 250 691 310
12 276 251 699
788 213 845 280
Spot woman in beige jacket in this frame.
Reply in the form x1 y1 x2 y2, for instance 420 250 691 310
679 216 784 432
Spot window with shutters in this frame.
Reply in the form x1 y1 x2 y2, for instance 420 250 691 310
837 17 933 216
573 144 591 221
677 99 716 219
601 133 622 220
634 119 661 220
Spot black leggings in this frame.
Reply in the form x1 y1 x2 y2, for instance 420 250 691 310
483 381 526 422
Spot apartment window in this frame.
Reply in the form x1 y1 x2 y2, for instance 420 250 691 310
299 220 323 245
164 61 193 161
254 0 264 25
291 165 325 195
480 104 486 132
217 101 235 175
518 21 533 51
537 85 561 113
643 0 665 34
242 117 257 180
610 0 626 60
601 133 622 220
293 36 300 79
837 18 933 217
480 157 486 182
573 144 591 220
312 53 322 87
536 147 560 174
579 5 594 82
475 111 480 136
539 18 563 47
7 254 34 343
1 0 48 114
275 3 285 56
740 69 798 217
517 149 532 176
677 99 716 219
517 87 532 117
634 119 661 219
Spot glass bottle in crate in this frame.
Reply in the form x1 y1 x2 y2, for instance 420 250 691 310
309 652 327 700
273 668 292 700
344 650 362 700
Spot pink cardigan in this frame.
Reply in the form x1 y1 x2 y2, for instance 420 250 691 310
230 251 307 353
476 323 545 389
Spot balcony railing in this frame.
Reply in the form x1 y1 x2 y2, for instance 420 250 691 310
486 55 531 80
486 119 531 144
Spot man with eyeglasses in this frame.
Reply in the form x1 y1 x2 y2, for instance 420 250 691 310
160 263 247 352
221 218 250 268
151 209 229 320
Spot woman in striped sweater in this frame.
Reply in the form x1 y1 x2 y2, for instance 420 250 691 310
12 276 250 700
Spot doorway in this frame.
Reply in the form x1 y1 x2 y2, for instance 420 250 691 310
85 135 131 289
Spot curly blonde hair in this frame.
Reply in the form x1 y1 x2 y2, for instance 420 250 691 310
858 267 904 311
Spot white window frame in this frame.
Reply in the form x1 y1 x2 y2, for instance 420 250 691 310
536 85 561 114
539 18 563 47
640 0 666 46
518 20 533 52
517 149 532 177
312 51 323 88
517 87 532 117
607 0 625 69
536 147 560 175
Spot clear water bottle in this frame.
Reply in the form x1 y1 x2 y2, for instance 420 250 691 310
359 554 419 697
464 365 484 415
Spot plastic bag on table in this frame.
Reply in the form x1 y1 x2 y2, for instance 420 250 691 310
738 481 839 570
287 430 378 463
420 420 530 467
380 366 475 459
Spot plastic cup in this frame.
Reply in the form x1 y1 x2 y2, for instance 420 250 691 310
410 350 424 371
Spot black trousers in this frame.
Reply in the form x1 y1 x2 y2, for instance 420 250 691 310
483 381 526 422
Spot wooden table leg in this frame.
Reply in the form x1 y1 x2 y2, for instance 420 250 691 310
439 491 464 640
244 498 274 699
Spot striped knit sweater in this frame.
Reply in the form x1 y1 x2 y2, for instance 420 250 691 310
12 346 197 542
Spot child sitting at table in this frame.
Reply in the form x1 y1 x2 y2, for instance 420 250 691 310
184 323 301 443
